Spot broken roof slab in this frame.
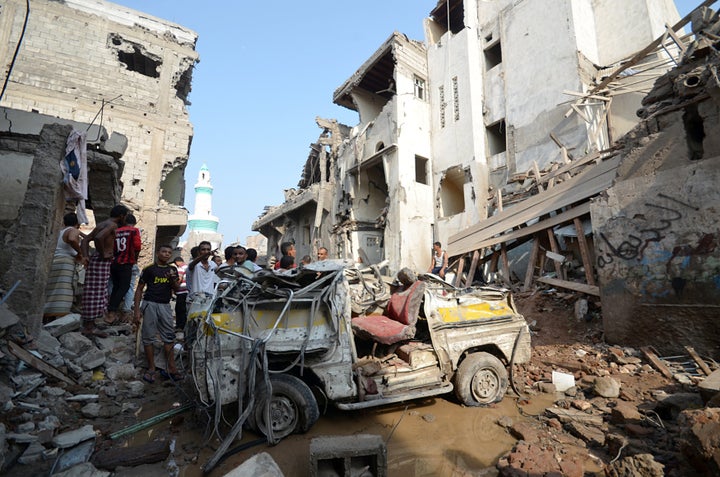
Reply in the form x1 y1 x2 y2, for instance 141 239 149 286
333 32 423 111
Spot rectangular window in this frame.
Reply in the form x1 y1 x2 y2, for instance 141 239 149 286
484 41 502 71
452 76 460 121
415 155 429 184
439 85 446 128
486 120 507 156
414 76 426 100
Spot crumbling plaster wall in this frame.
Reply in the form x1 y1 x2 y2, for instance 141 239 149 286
592 86 720 359
0 0 198 258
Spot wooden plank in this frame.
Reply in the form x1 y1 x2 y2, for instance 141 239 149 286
547 229 565 280
589 0 712 94
536 277 599 296
8 341 77 386
532 161 544 192
685 346 712 376
500 245 510 285
464 250 481 287
454 257 465 288
448 155 620 255
523 237 539 291
573 218 596 286
666 24 687 54
463 202 591 253
641 346 674 380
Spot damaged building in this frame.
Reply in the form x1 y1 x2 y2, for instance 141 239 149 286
0 0 197 334
0 0 198 248
253 1 680 276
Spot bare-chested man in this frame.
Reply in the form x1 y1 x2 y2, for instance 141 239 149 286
80 204 128 337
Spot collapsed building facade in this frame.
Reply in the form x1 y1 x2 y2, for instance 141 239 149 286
0 0 197 334
253 3 680 277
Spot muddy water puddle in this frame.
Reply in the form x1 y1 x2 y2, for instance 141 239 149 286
116 387 561 477
190 397 537 477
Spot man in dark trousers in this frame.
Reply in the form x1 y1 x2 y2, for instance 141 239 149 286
133 244 181 383
107 213 141 324
80 204 128 338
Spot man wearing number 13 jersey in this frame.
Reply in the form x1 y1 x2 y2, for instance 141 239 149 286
107 214 141 324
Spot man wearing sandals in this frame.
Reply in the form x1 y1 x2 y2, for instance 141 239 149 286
133 244 181 383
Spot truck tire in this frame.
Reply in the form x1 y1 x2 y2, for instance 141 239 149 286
250 374 319 440
454 352 508 406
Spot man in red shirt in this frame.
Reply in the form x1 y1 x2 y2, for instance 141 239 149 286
107 214 141 324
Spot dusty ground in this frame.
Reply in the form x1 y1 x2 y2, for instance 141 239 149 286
2 288 713 477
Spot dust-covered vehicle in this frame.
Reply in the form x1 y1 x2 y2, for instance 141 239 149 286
188 260 531 446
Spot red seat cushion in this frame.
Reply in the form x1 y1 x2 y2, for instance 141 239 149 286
351 281 426 345
351 314 416 345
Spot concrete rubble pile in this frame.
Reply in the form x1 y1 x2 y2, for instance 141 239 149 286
497 342 720 477
0 293 185 476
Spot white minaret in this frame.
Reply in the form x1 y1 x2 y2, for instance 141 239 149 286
187 163 219 234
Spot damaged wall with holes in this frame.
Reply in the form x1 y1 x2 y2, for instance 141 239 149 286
424 0 679 249
592 51 720 359
0 108 124 336
0 0 198 256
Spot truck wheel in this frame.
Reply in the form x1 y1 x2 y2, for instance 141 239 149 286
251 374 319 440
454 352 508 406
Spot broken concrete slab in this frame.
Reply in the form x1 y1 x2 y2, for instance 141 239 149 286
699 369 720 403
105 364 136 381
44 314 81 337
59 332 93 356
52 425 96 449
222 452 284 477
18 440 45 465
80 349 107 371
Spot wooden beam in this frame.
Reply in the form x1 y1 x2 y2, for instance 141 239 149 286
685 346 712 376
641 346 674 380
500 244 510 285
523 237 540 291
536 276 599 296
573 218 596 286
454 257 465 288
590 0 714 94
8 341 77 386
464 250 481 287
547 229 565 280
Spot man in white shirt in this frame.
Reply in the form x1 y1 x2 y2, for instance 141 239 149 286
187 241 217 299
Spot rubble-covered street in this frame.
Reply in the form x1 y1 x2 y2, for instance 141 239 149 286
1 286 718 477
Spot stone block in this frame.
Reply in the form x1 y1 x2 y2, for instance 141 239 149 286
101 132 128 159
222 452 284 477
52 424 96 449
44 314 82 337
310 434 386 477
699 369 720 404
59 332 93 355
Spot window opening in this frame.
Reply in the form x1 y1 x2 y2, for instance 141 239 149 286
486 120 507 156
415 155 429 184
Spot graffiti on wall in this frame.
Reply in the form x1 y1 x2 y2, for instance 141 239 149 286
596 193 699 269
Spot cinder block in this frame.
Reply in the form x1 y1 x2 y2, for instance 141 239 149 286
310 434 386 477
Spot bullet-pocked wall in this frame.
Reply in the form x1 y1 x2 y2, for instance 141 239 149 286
0 0 199 259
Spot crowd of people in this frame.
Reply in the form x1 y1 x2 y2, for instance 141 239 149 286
42 205 331 383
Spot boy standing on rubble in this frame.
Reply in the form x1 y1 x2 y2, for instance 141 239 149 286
133 244 181 383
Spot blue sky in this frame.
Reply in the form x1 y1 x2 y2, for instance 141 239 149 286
114 0 701 246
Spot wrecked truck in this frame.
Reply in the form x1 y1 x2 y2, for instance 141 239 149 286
187 259 531 442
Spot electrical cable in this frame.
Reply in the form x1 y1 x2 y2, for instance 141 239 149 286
0 0 29 103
